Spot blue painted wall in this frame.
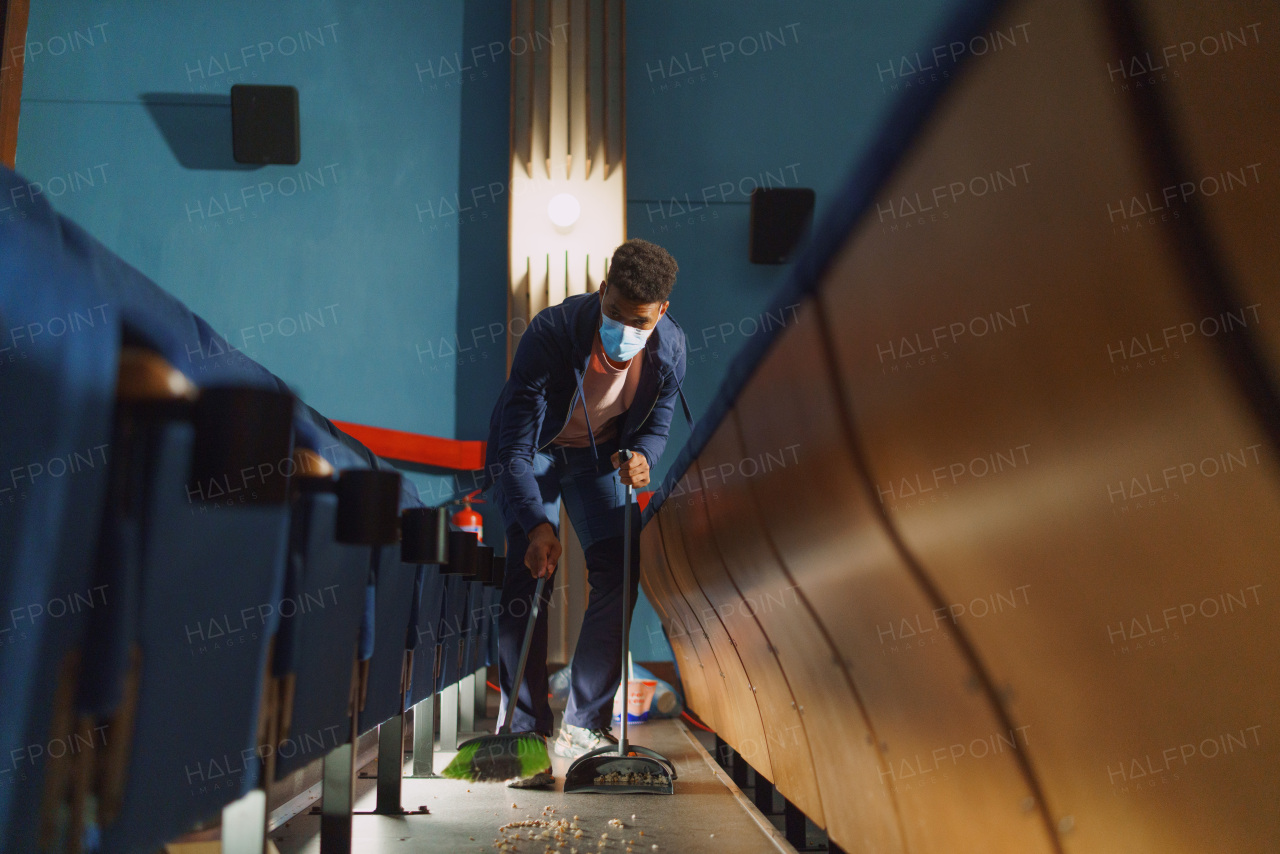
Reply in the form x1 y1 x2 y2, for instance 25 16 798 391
626 0 970 481
16 0 973 665
623 0 971 661
17 0 511 506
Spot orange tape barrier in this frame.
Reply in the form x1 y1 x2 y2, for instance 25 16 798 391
333 423 660 513
332 420 486 471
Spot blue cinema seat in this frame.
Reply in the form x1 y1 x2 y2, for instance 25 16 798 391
355 469 424 735
269 414 377 780
32 208 298 853
4 160 462 849
92 381 295 854
478 580 501 673
400 505 448 711
435 564 476 693
398 504 448 716
405 565 448 710
460 565 488 686
0 166 119 853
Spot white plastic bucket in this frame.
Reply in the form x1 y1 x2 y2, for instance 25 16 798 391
612 679 658 724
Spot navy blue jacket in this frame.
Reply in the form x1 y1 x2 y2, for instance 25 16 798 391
482 292 692 535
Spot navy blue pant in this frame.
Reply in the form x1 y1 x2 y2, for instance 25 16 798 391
492 438 640 735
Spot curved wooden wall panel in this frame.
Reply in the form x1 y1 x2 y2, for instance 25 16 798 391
733 303 1056 854
814 0 1279 851
638 0 1277 852
1130 0 1280 377
696 412 890 850
673 450 823 823
638 520 719 731
654 504 739 745
660 483 774 778
647 514 729 736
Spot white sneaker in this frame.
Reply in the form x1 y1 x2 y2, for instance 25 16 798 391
553 723 618 759
507 770 555 789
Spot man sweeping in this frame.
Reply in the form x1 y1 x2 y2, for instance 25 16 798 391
481 238 691 787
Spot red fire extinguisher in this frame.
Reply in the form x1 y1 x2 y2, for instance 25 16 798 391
451 490 484 542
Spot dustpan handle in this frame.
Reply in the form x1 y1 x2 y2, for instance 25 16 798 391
502 574 547 735
618 449 634 758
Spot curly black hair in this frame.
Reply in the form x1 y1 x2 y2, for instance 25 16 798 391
606 239 678 304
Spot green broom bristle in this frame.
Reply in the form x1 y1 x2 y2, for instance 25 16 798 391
441 734 550 782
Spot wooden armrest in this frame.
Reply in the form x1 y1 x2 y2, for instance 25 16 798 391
292 447 335 479
116 347 197 403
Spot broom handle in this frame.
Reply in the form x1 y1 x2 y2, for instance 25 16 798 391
502 575 547 735
619 449 634 758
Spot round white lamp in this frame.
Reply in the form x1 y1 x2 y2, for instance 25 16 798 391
547 192 581 229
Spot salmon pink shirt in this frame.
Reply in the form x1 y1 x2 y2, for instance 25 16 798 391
552 333 645 448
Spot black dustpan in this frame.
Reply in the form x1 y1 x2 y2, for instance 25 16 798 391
564 451 677 795
562 744 676 794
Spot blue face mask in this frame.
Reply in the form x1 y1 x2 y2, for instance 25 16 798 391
599 307 653 362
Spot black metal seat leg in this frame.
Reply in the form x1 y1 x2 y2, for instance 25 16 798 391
784 797 807 850
753 772 775 814
374 713 404 814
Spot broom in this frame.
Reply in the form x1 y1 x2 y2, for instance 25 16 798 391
563 450 676 794
442 575 551 782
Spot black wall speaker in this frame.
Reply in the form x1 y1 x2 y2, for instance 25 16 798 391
231 84 300 165
749 187 815 264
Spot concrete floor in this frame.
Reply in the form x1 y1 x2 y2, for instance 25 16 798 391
270 710 796 854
